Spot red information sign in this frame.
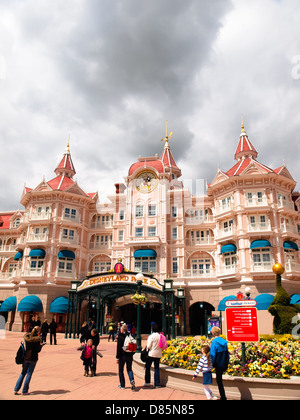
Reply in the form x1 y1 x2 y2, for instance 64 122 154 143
226 307 259 342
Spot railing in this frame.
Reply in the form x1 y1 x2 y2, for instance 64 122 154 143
24 267 45 276
185 216 214 225
216 226 236 238
280 223 299 235
89 241 112 249
248 222 271 232
27 233 49 242
251 261 274 272
90 221 113 229
186 237 215 246
0 245 16 252
215 202 234 215
278 199 295 210
182 268 216 278
244 198 268 207
285 261 300 272
217 264 238 276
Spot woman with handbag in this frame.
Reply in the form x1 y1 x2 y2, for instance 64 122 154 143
144 324 162 388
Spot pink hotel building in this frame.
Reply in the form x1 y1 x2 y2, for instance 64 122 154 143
1 122 300 334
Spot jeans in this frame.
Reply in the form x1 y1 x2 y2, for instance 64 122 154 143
14 361 37 394
145 357 160 387
215 367 227 400
118 354 134 388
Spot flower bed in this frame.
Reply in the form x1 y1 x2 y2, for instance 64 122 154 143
160 335 300 379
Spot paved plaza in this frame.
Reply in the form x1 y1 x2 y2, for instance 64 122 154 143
0 331 207 401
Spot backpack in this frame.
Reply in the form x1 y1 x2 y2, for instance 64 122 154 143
122 334 137 353
15 342 26 365
158 333 168 350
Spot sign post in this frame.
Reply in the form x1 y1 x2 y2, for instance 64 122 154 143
225 295 259 365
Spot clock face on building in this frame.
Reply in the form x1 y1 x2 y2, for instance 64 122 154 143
135 171 158 194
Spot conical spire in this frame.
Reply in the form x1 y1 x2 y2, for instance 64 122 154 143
54 139 76 178
234 118 258 161
160 121 181 177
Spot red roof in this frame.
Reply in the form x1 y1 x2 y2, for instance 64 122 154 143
0 213 14 229
128 160 165 176
47 175 76 191
226 158 274 177
55 152 76 175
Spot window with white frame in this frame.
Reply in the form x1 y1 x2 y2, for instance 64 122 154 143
62 228 75 240
191 258 212 275
134 257 156 273
222 252 237 268
30 257 44 272
135 227 143 237
148 204 156 217
172 257 178 274
172 227 178 240
94 261 111 273
118 230 124 242
252 248 272 268
148 226 156 237
135 205 144 217
171 206 178 218
119 210 125 220
64 207 77 220
58 258 73 274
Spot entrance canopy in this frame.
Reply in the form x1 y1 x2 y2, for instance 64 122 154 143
17 295 43 312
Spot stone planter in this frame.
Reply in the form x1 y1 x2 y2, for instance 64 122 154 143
133 354 300 400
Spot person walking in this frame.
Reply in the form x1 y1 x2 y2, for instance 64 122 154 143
14 326 45 395
49 318 57 345
144 324 162 388
41 319 49 343
210 326 229 400
116 324 135 390
89 328 100 376
192 345 217 400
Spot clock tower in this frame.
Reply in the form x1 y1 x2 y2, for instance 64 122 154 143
120 124 182 278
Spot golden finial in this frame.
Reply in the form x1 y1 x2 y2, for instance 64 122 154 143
65 134 70 154
161 120 173 149
241 115 246 134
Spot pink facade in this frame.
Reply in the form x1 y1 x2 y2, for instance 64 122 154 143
1 124 300 334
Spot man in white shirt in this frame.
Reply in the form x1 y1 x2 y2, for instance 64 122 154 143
144 324 162 388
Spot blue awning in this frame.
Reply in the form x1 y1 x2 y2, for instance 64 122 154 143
134 249 157 258
14 251 23 261
50 296 69 314
29 249 46 258
58 250 75 259
0 296 17 312
220 244 237 254
290 294 300 304
218 295 236 311
283 241 299 251
17 295 43 312
250 240 272 249
254 293 274 310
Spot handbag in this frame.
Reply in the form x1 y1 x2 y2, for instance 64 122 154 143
140 347 148 363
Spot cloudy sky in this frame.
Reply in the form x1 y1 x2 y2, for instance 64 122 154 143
1 0 300 210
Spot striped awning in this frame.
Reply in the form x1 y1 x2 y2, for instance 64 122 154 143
134 249 157 258
29 249 46 258
17 295 43 312
0 296 17 312
250 240 272 249
58 250 75 259
220 244 237 254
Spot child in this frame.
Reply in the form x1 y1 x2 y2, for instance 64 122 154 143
80 339 93 376
192 345 217 400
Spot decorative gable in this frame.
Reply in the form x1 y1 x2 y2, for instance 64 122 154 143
211 168 229 186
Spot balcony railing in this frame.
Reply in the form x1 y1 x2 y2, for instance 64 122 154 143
280 223 299 235
185 215 214 225
248 222 271 232
89 241 112 249
216 226 236 238
90 220 113 229
251 261 274 272
24 267 45 276
285 261 300 273
0 245 16 252
27 233 49 242
186 237 215 246
182 268 216 278
215 202 234 215
217 264 238 276
278 199 295 211
245 198 268 207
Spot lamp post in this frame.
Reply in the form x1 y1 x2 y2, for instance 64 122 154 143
65 278 80 338
164 277 175 339
177 287 186 336
135 272 144 353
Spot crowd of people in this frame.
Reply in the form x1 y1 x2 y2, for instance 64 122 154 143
13 317 229 400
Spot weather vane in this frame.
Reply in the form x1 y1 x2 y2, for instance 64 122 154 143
161 120 173 148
